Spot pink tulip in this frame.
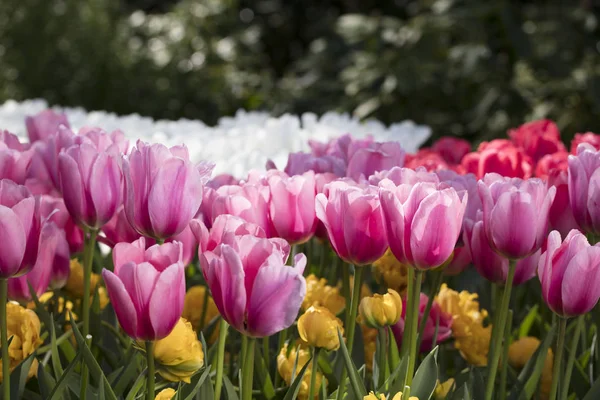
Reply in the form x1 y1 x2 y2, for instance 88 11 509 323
0 131 33 184
112 237 183 274
283 152 346 177
211 183 274 237
28 126 76 191
102 240 185 340
535 151 568 180
201 234 306 337
123 141 209 239
167 225 197 266
25 110 70 143
58 143 123 228
77 127 129 155
315 181 388 265
190 214 265 255
8 222 65 301
547 169 579 238
568 144 600 235
392 293 453 352
539 230 600 317
379 179 466 269
369 166 440 187
405 150 451 173
478 173 555 259
346 141 405 181
207 174 239 189
267 171 317 244
0 180 40 278
48 228 71 289
443 246 472 276
463 213 539 285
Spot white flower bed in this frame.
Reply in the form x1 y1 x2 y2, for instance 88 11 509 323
0 99 431 176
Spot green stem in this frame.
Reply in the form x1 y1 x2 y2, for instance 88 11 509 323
241 338 255 400
214 319 229 400
275 328 287 387
499 310 513 400
80 228 98 400
263 337 270 376
198 286 210 332
561 316 583 400
405 269 423 390
377 328 388 389
417 270 443 351
145 341 155 400
484 259 517 400
549 318 567 400
336 266 364 400
401 267 416 361
308 347 320 400
1 279 9 400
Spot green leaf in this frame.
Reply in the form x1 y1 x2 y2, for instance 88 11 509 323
384 352 409 395
37 361 56 399
49 318 65 382
411 346 439 400
222 375 240 400
470 368 485 400
125 368 147 400
282 358 311 400
198 368 215 400
111 346 141 396
337 328 367 397
583 376 600 400
67 313 118 400
178 367 211 400
254 344 276 399
518 305 539 338
46 353 83 399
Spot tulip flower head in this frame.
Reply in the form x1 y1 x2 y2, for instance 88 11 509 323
568 144 600 236
315 180 388 265
359 289 403 329
538 230 600 317
201 234 306 337
379 177 467 269
478 173 555 259
123 141 210 239
297 305 344 351
102 240 186 340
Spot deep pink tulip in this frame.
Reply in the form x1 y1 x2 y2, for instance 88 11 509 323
508 120 566 163
102 240 185 340
346 141 405 181
478 173 555 259
392 293 452 352
539 230 600 317
0 180 41 278
379 179 466 269
123 141 209 239
568 144 600 235
535 151 569 180
461 139 534 179
58 143 123 229
101 207 144 248
463 213 539 285
112 237 183 274
315 181 388 265
48 227 70 289
571 132 600 154
405 150 451 173
211 183 274 237
268 171 317 244
431 136 472 164
40 197 84 253
25 110 70 143
443 246 472 276
7 222 65 301
201 234 306 337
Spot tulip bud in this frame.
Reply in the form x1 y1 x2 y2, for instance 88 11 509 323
364 393 385 400
151 318 205 383
155 388 176 400
435 379 455 400
297 306 344 351
359 289 402 329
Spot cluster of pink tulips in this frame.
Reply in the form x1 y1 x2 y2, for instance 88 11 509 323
1 111 600 400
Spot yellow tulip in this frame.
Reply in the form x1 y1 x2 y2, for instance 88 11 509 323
297 306 344 351
181 285 220 343
508 337 553 400
152 318 204 383
435 378 455 399
302 274 346 315
65 258 101 298
359 289 402 328
0 302 43 383
155 388 176 400
364 392 386 400
372 250 409 296
277 342 324 399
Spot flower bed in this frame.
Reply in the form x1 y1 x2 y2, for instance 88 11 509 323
0 104 598 400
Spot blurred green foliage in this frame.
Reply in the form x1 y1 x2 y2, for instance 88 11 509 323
1 0 600 144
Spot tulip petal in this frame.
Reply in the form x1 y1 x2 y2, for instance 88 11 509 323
246 258 307 337
112 239 146 274
145 241 183 272
58 153 86 224
0 206 27 278
149 263 185 339
379 187 408 264
561 247 600 316
102 269 138 338
89 152 122 227
148 158 203 238
489 191 537 258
